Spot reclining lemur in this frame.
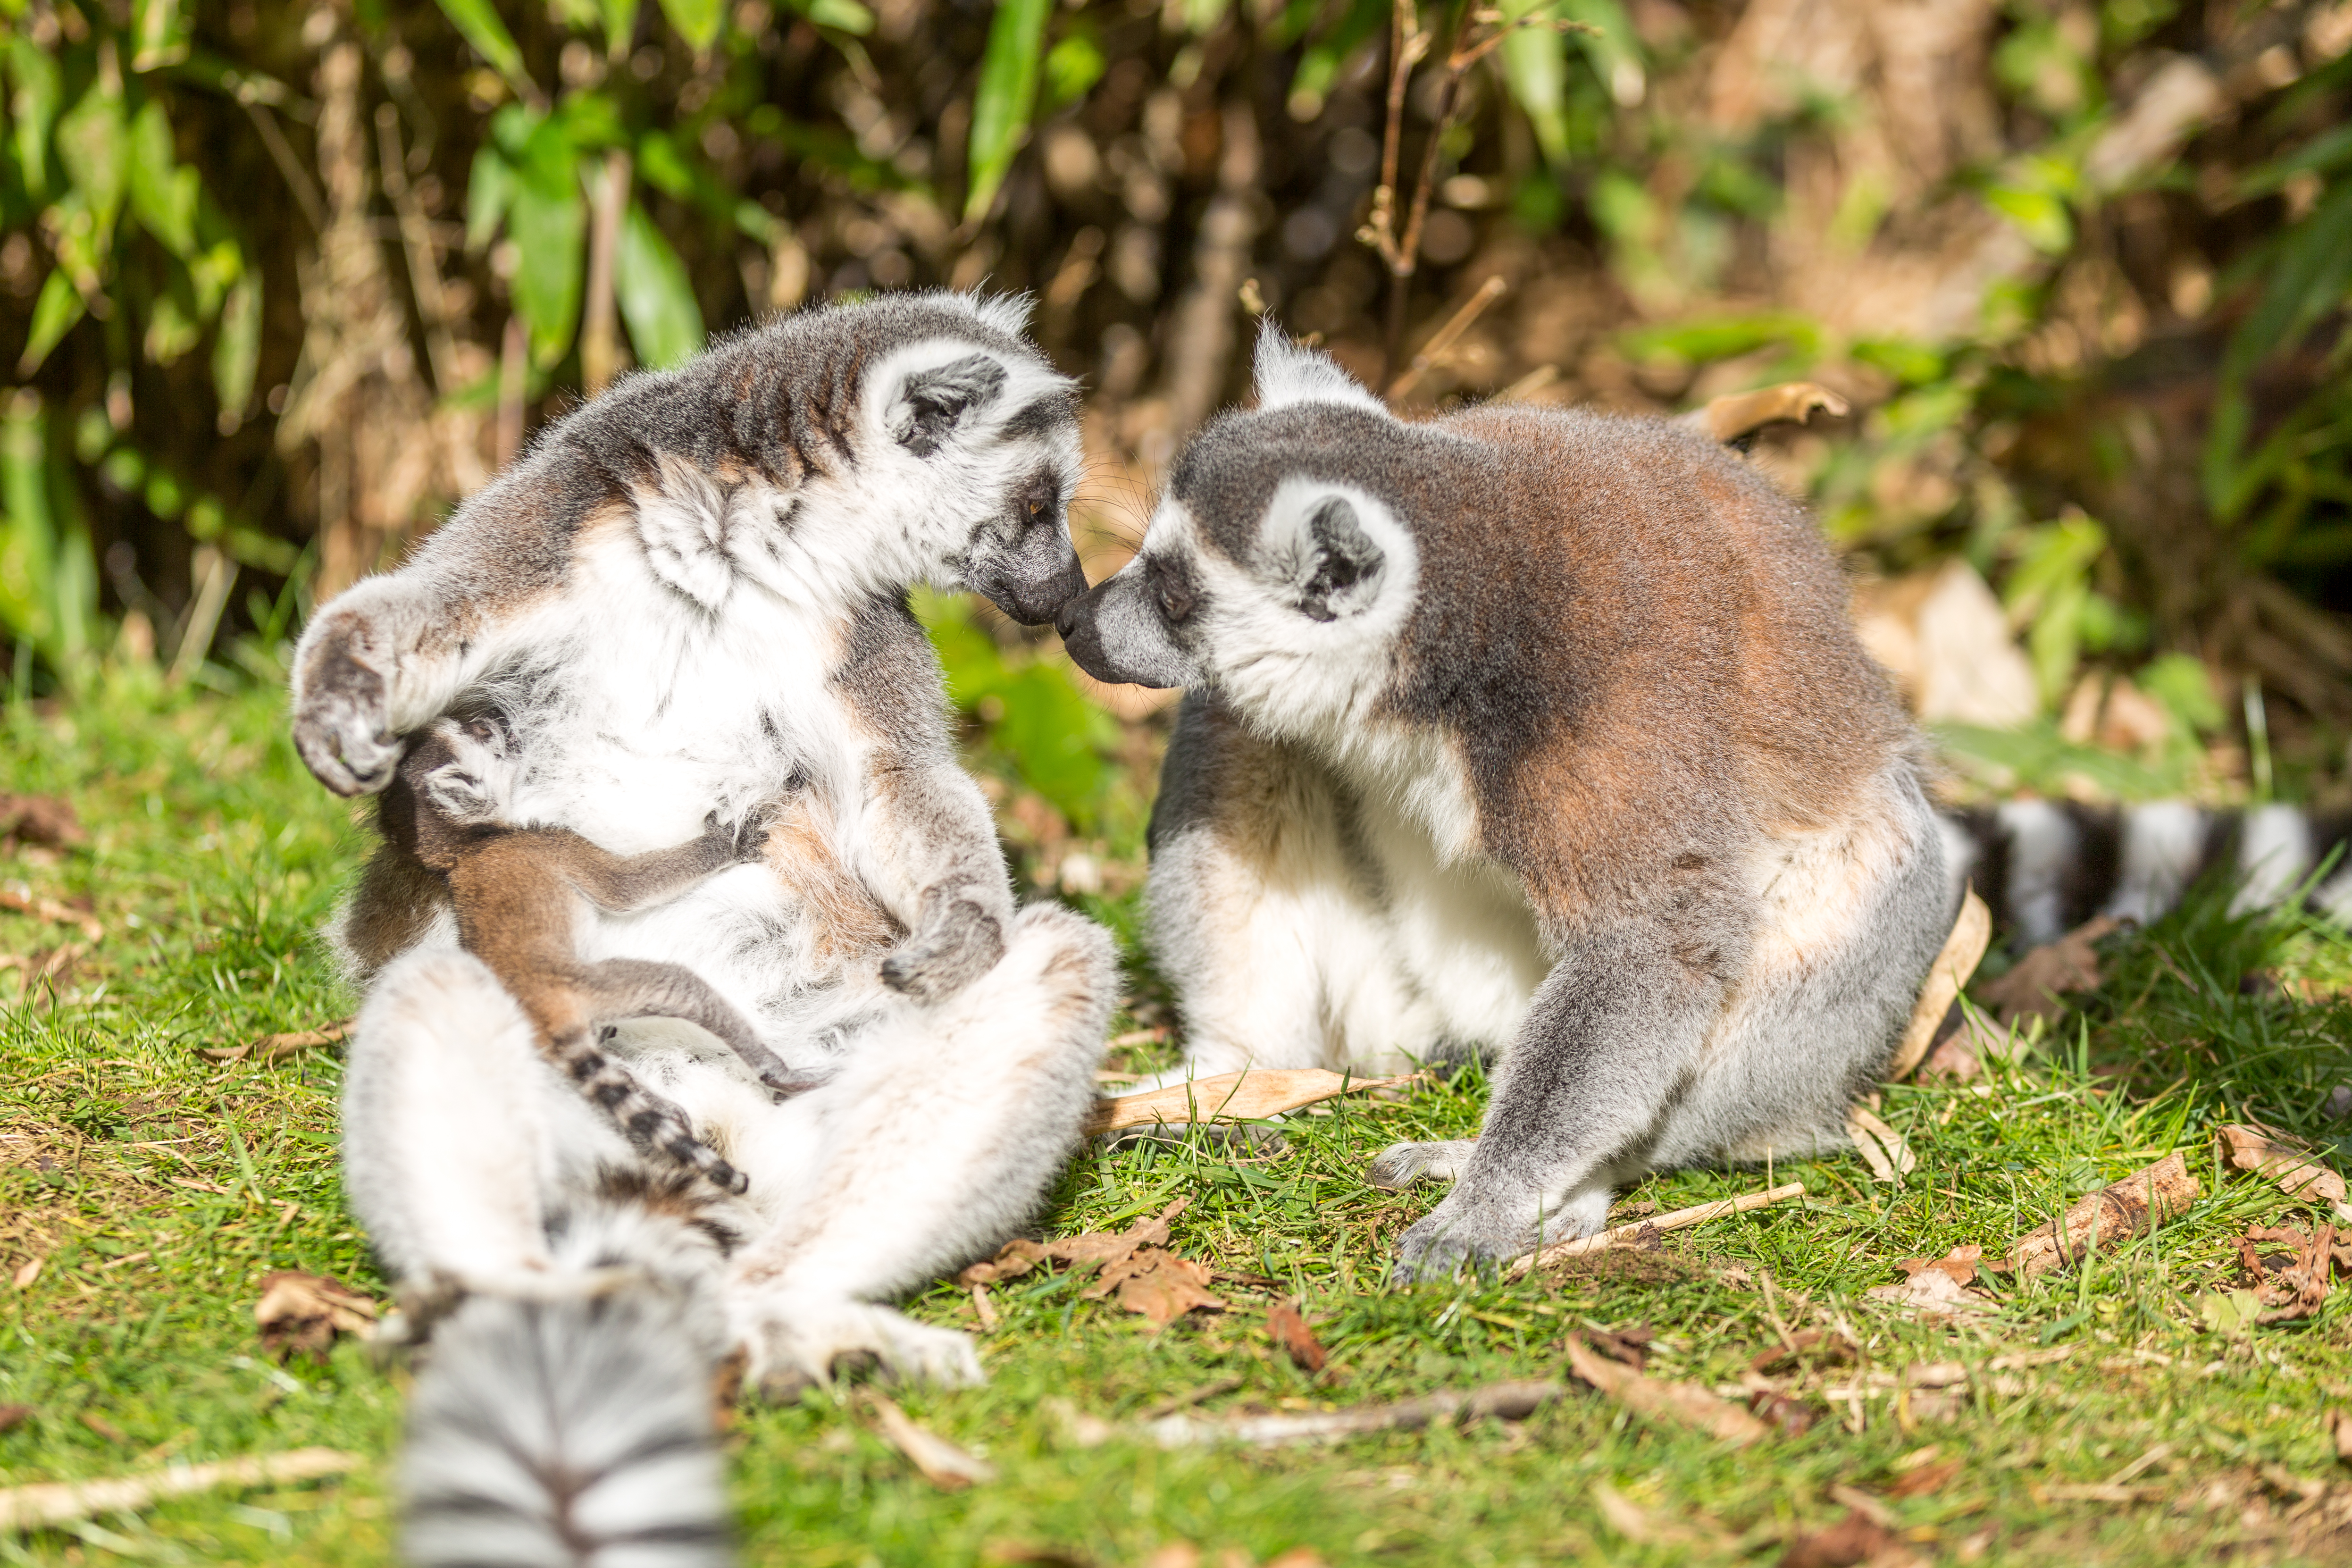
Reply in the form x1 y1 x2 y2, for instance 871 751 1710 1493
291 294 1116 1568
1057 324 1955 1283
383 713 834 1195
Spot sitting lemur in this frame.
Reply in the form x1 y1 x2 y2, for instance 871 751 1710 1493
291 294 1117 1568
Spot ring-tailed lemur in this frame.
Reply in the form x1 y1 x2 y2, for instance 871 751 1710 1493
1056 324 1953 1282
293 294 1117 1565
385 713 834 1196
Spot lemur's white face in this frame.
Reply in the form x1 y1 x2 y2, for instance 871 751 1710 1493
629 305 1087 626
1057 329 1419 738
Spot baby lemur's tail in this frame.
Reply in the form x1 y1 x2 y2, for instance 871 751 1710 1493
399 1193 741 1568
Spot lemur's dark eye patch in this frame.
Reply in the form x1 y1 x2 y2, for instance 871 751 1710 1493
1015 468 1061 524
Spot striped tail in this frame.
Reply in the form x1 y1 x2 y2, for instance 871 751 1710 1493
400 1199 738 1568
1939 801 2352 946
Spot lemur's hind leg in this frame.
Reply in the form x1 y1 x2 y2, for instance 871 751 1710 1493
574 957 828 1098
542 1022 750 1195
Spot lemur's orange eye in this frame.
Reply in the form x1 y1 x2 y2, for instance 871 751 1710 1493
1028 500 1045 516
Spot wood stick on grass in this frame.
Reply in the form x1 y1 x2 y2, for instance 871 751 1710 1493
1505 1182 1805 1280
1147 1379 1561 1448
0 1448 361 1533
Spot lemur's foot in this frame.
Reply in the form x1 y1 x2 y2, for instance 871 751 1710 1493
1366 1138 1476 1191
880 895 1005 1003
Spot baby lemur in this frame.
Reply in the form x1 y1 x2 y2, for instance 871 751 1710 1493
382 713 821 1193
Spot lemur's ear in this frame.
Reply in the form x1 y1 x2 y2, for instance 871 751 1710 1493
889 352 1009 456
1253 320 1386 415
1292 495 1386 622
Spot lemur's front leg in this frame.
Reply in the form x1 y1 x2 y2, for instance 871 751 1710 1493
291 564 561 797
858 753 1013 1006
1389 914 1739 1284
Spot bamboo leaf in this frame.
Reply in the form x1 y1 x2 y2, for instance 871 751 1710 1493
1499 0 1570 167
657 0 725 52
511 175 586 368
964 0 1051 223
129 0 191 72
211 272 262 417
54 75 129 226
432 0 539 103
5 37 62 201
16 272 86 376
599 0 641 58
614 199 705 369
465 145 516 252
126 101 199 257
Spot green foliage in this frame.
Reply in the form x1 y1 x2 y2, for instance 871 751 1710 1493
0 393 99 692
963 0 1051 223
918 588 1121 831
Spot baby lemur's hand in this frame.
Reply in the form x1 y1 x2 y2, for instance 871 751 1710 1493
879 889 1006 1004
726 798 789 863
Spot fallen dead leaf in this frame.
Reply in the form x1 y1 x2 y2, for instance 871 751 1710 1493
958 1199 1190 1287
201 1019 355 1065
0 1406 28 1435
1084 1070 1420 1135
1592 1480 1734 1548
977 1544 1091 1568
1267 1300 1326 1374
0 1448 361 1532
2219 1124 2350 1207
2329 1409 2352 1465
253 1271 377 1362
1885 1456 1964 1498
1686 381 1850 443
1564 1335 1767 1446
1974 916 2118 1030
12 1255 43 1290
1846 1106 1917 1182
862 1391 995 1489
1888 889 1991 1079
0 794 87 848
1866 1245 1994 1316
2009 1150 2200 1278
79 1413 126 1444
0 881 102 941
2238 1222 2336 1323
1748 1389 1819 1435
1084 1247 1225 1330
1778 1509 1925 1568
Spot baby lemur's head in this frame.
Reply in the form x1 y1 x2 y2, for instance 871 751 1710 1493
381 715 518 866
590 292 1087 625
1057 326 1427 733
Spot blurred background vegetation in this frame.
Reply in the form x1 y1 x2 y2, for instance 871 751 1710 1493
1 0 2348 887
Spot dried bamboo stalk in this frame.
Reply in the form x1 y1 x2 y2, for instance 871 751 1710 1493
1506 1182 1806 1280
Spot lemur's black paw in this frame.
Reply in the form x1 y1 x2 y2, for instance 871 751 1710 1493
291 617 400 796
880 900 1005 1003
730 799 789 861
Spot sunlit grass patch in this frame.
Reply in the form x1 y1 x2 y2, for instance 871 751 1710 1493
3 686 2350 1566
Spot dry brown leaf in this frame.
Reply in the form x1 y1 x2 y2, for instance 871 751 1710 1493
1887 889 1991 1079
1087 1248 1225 1330
957 1199 1190 1287
1846 1107 1917 1182
0 1448 361 1532
2239 1223 2336 1323
862 1391 996 1489
2009 1151 2200 1278
1687 381 1851 443
1748 1390 1819 1435
978 1544 1092 1568
253 1271 377 1362
1974 917 2118 1029
1884 1456 1964 1498
1591 1481 1733 1548
1267 1300 1326 1374
2219 1124 2350 1206
0 1406 28 1435
1865 1245 1991 1316
1084 1071 1418 1135
201 1019 355 1065
1563 1336 1767 1446
1778 1509 1925 1568
2329 1409 2352 1465
0 794 87 848
0 881 102 941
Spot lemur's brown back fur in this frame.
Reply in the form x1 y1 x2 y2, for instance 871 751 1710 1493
382 721 820 1194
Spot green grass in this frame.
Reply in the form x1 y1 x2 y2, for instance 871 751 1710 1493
5 679 2352 1566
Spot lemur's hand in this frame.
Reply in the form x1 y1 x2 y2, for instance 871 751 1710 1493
291 609 403 796
879 888 1005 1004
728 798 789 862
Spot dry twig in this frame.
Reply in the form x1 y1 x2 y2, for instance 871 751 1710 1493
1506 1182 1805 1279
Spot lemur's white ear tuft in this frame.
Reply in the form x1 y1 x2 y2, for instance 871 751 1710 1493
964 291 1036 337
1252 320 1386 415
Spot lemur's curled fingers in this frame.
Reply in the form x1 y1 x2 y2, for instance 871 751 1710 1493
758 1065 838 1101
728 798 791 862
879 894 1005 1003
290 617 404 796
